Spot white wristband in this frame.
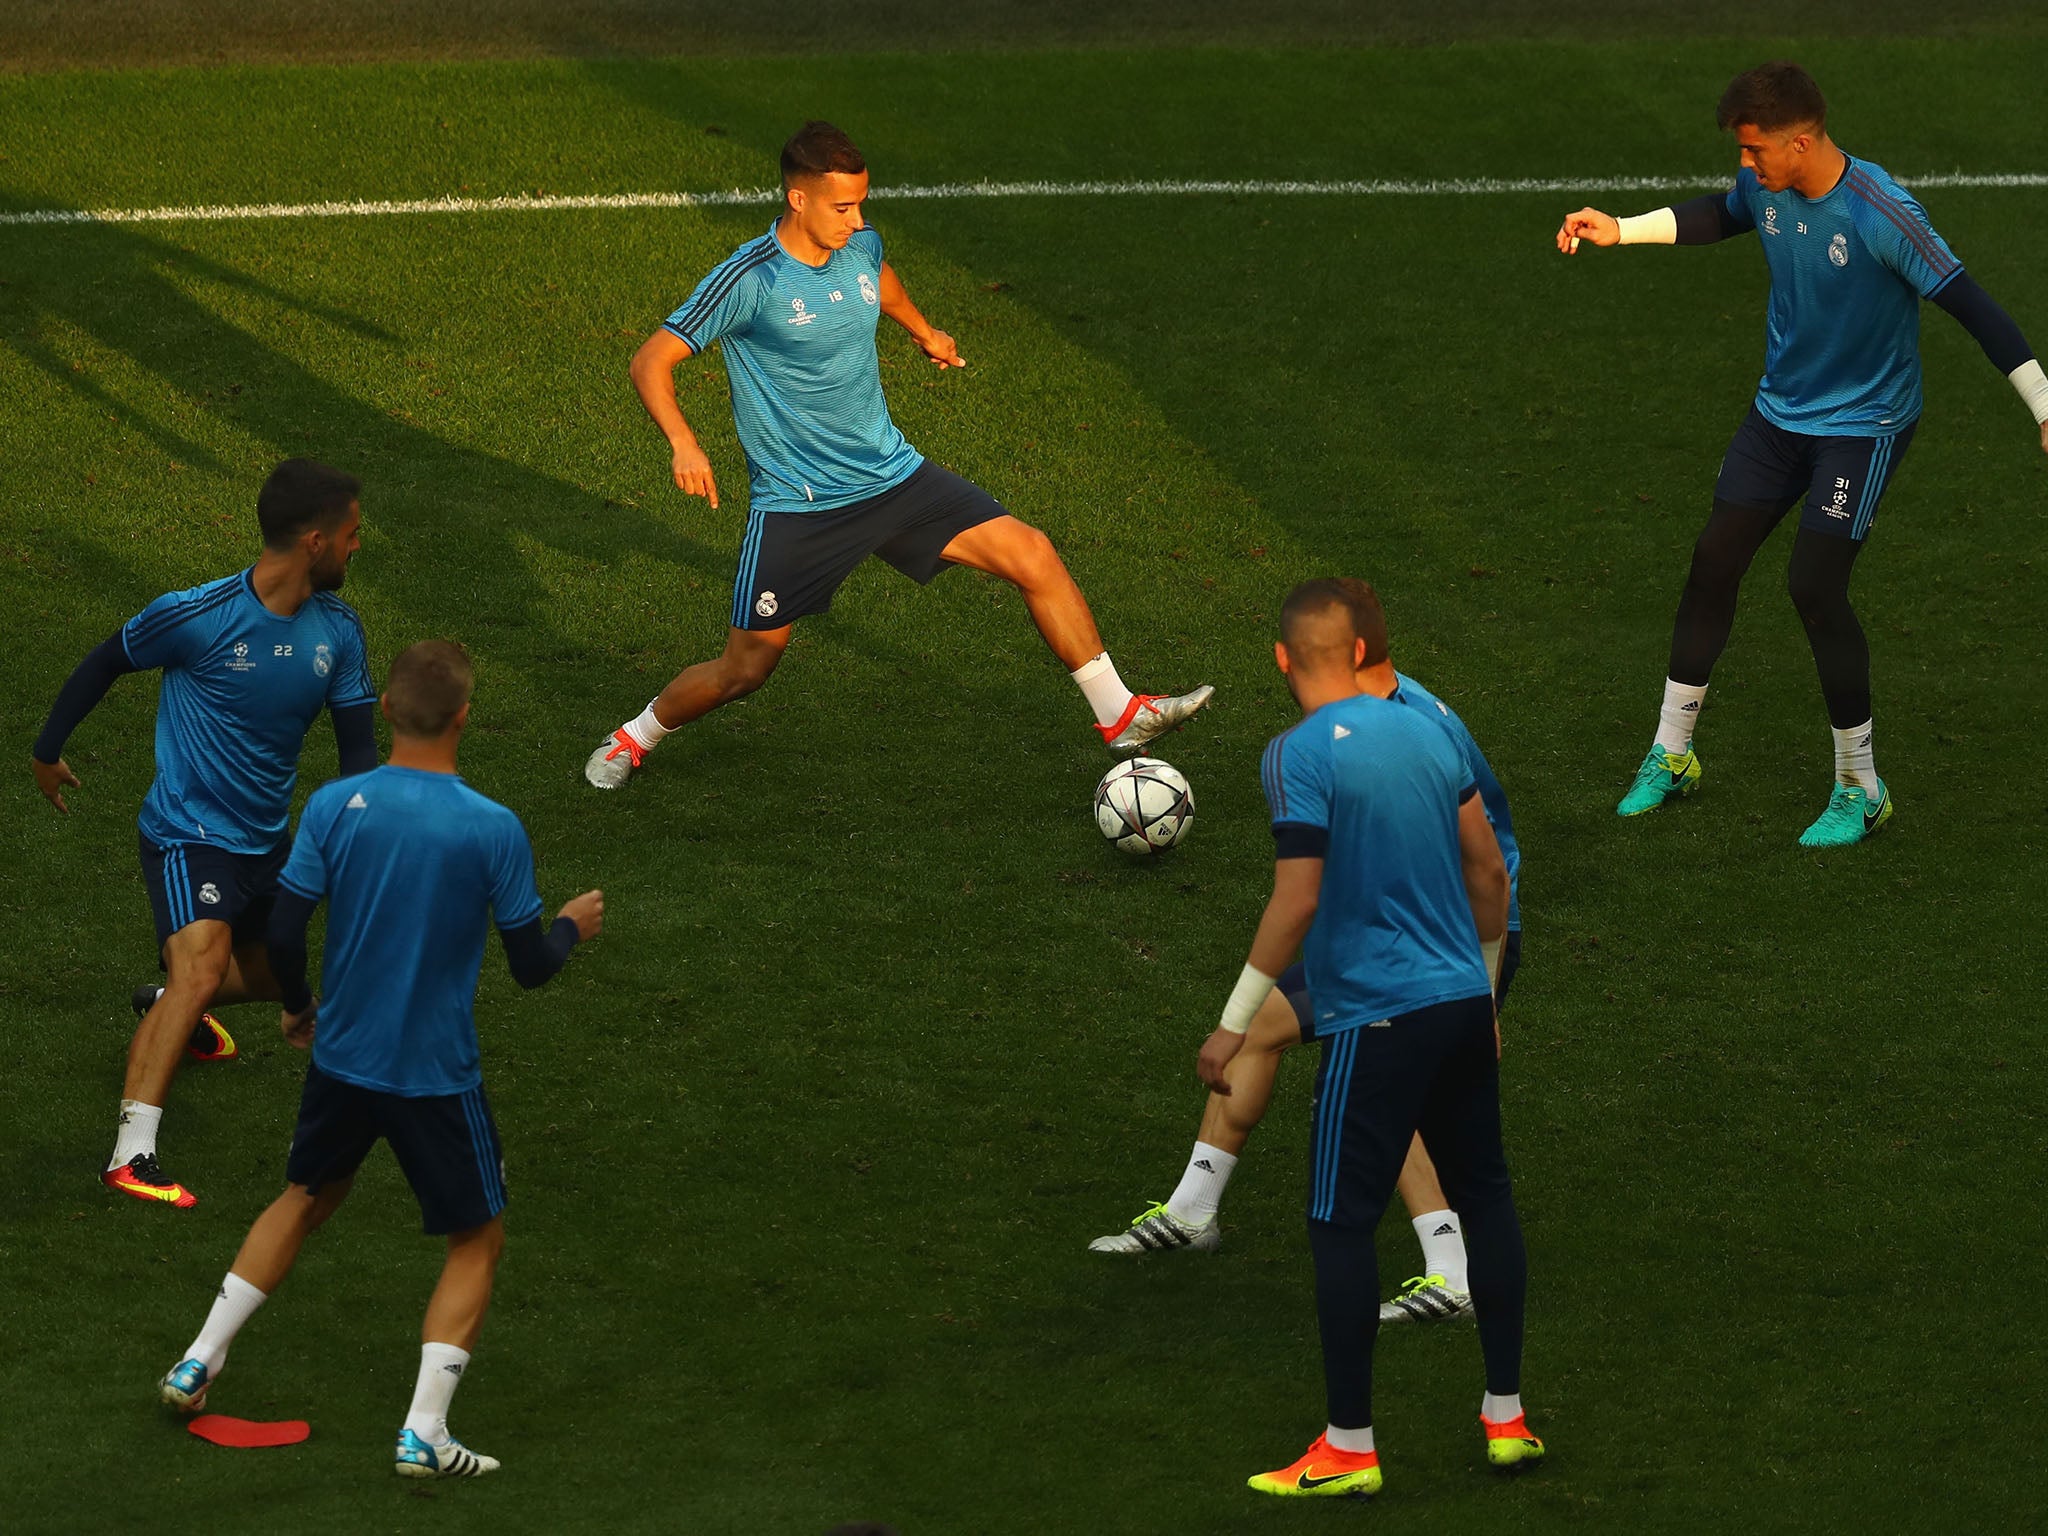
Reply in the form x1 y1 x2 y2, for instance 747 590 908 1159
1218 962 1278 1036
2010 358 2048 426
1616 208 1678 246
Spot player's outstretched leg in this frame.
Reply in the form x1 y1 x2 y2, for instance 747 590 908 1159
1089 992 1298 1254
160 1180 350 1413
937 515 1213 751
585 626 792 789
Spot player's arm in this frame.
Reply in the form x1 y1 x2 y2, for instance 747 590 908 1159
330 704 378 776
1457 790 1508 946
1930 274 2048 455
628 327 722 509
877 261 964 368
265 888 321 1048
500 890 603 989
1197 855 1322 1092
30 631 140 813
1557 193 1751 253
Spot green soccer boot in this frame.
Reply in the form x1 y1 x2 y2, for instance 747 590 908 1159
1798 779 1892 848
1616 745 1701 817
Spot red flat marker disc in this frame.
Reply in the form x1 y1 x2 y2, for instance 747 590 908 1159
187 1414 311 1448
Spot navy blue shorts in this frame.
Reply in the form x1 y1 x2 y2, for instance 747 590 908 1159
139 832 291 954
286 1063 507 1236
1287 929 1521 1044
1714 405 1917 542
1307 992 1509 1230
731 462 1006 630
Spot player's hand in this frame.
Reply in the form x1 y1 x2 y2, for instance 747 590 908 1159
32 756 81 813
1197 1026 1245 1093
671 441 720 509
280 1001 317 1050
1556 208 1619 253
2038 420 2047 456
1493 1008 1502 1061
560 889 604 942
917 329 965 369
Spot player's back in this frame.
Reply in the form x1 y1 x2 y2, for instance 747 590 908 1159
1265 693 1491 1033
286 766 542 1097
1393 672 1521 931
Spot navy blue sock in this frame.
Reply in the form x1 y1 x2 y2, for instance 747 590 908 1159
1308 1219 1379 1429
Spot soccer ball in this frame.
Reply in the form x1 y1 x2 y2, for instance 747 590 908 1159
1094 757 1194 855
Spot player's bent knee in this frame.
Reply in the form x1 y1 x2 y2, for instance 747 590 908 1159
1013 524 1065 586
164 927 234 993
1785 561 1850 625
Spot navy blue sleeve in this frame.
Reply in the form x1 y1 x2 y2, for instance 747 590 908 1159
330 703 378 776
1674 192 1751 245
33 632 137 763
1272 823 1330 859
500 915 581 989
1931 271 2037 375
266 887 320 1015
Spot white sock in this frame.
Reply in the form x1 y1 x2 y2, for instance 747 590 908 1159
1325 1423 1376 1454
109 1100 161 1171
620 700 672 754
1411 1209 1468 1292
403 1342 471 1445
1482 1391 1523 1423
1832 719 1877 790
1164 1141 1237 1225
1070 652 1135 730
184 1272 267 1372
1656 678 1708 753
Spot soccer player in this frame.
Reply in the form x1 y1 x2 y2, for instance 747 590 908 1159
583 120 1211 789
158 640 603 1479
30 459 376 1206
1558 61 2048 846
1208 580 1537 1499
1090 581 1521 1330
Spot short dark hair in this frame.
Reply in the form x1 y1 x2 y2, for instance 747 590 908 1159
383 640 473 738
780 121 866 189
1331 577 1391 668
1279 578 1362 670
1717 61 1827 134
256 458 360 550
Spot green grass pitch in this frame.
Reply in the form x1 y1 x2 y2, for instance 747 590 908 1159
3 22 2046 1535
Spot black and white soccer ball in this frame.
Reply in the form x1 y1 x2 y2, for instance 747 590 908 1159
1094 757 1194 855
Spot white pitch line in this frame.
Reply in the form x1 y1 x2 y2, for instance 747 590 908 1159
1 172 2044 229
